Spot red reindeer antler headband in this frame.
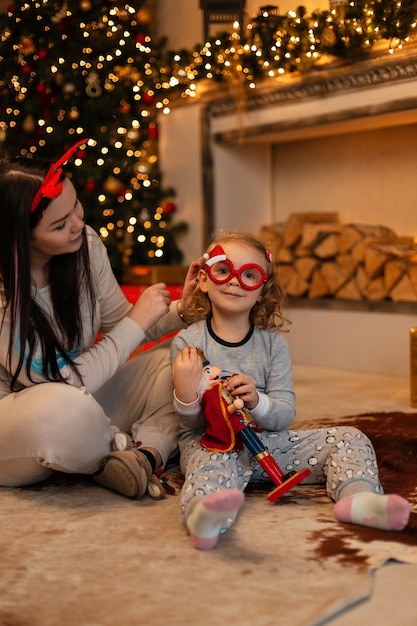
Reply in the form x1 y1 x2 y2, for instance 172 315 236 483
30 138 89 213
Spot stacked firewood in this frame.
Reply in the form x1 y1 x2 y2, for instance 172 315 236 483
259 213 417 302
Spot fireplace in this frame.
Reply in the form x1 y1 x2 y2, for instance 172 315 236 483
204 44 417 378
158 41 417 377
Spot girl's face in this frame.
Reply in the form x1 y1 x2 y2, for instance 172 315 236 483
200 241 267 314
30 178 85 262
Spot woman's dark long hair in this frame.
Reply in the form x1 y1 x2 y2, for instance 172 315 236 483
0 157 96 390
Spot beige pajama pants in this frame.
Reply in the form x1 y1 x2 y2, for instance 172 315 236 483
0 343 179 487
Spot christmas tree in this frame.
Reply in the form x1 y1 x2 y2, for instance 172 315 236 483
0 0 187 280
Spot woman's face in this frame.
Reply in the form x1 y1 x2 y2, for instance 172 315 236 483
30 177 85 261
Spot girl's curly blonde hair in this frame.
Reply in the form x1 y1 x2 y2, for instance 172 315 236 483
182 230 290 331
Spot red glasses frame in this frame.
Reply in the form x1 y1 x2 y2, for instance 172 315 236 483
205 258 269 290
30 138 89 213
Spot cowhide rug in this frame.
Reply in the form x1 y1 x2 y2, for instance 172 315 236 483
298 411 417 558
0 412 415 626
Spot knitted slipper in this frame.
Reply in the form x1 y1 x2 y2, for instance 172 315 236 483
94 449 152 499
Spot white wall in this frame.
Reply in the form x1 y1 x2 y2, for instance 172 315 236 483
212 141 273 233
158 104 204 263
271 125 417 236
285 308 416 377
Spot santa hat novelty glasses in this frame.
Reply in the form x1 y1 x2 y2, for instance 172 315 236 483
30 138 89 213
204 245 270 291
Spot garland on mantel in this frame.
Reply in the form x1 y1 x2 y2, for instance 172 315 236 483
165 1 417 98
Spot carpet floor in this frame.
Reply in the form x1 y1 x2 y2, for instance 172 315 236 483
1 364 416 626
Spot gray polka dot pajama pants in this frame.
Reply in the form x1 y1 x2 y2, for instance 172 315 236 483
179 425 383 525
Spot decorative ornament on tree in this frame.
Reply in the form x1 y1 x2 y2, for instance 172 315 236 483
35 82 47 95
58 15 76 32
135 33 146 45
68 106 79 120
321 26 337 47
51 3 68 23
103 176 123 195
19 36 35 56
127 128 139 141
141 90 154 105
163 200 176 214
119 100 131 114
147 123 158 140
22 115 36 133
85 71 102 98
137 7 152 25
79 0 92 12
84 179 97 192
62 82 76 94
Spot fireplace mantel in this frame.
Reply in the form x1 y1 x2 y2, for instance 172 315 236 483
207 44 417 145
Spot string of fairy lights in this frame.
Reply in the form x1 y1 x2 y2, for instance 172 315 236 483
166 2 417 98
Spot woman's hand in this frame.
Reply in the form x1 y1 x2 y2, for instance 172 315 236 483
181 256 205 301
172 347 203 404
224 374 259 410
128 283 171 331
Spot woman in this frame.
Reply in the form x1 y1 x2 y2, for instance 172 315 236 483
0 138 200 499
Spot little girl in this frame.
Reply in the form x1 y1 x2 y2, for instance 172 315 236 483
171 230 410 550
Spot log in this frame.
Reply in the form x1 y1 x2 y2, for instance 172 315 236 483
294 257 318 281
276 264 296 287
321 261 350 293
355 265 369 296
409 265 417 293
285 272 309 297
259 224 284 261
313 233 340 259
336 253 359 275
338 224 363 254
349 225 398 262
340 224 397 254
364 246 388 279
335 279 362 300
277 247 294 263
301 222 341 248
364 277 388 301
264 214 417 303
293 244 312 258
308 268 330 298
351 238 368 263
282 212 339 248
370 238 416 258
390 274 417 302
384 260 406 291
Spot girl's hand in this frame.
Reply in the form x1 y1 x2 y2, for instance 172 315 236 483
224 374 259 410
172 347 203 404
129 283 171 331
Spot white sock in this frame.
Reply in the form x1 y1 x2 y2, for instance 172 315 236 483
334 492 410 531
186 489 244 550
